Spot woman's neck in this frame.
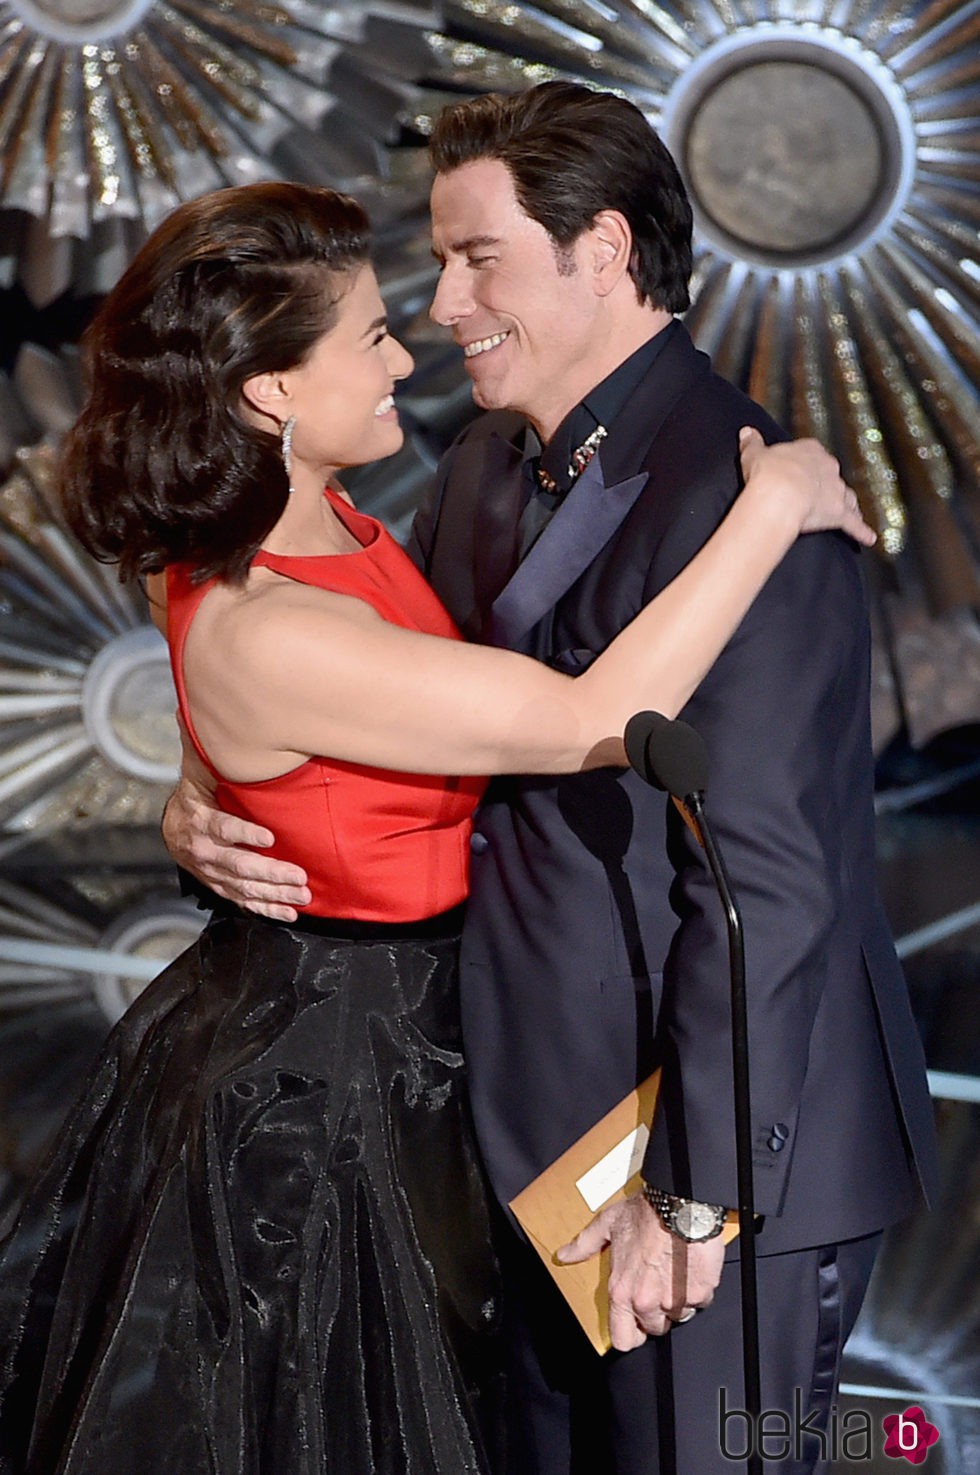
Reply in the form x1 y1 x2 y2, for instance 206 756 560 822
262 479 362 557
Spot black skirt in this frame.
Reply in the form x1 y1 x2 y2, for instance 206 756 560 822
0 909 503 1474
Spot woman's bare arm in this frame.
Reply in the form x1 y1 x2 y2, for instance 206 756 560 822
185 431 873 782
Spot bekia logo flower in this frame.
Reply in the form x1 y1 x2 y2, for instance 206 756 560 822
882 1406 940 1464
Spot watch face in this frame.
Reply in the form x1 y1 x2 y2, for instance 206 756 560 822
674 1200 722 1240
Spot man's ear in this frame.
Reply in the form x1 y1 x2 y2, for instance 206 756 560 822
588 210 633 297
241 370 290 425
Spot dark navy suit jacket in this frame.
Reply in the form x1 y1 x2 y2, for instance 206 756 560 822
407 323 937 1257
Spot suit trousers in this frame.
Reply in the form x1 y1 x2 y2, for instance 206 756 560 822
501 1220 881 1475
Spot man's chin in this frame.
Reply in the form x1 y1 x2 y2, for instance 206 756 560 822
469 380 510 414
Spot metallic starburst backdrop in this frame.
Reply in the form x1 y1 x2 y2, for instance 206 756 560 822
0 433 179 832
0 0 436 303
0 862 203 1019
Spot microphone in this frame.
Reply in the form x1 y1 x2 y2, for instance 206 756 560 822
625 710 727 890
626 711 761 1456
624 711 710 801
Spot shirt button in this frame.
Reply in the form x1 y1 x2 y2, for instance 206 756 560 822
767 1123 790 1152
470 832 489 855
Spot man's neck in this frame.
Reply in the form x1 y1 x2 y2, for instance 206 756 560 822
530 306 673 444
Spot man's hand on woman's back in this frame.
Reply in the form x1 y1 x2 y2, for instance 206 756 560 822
162 728 310 921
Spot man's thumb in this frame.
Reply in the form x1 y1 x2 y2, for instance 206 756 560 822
556 1213 611 1265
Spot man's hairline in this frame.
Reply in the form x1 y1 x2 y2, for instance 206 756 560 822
429 160 583 276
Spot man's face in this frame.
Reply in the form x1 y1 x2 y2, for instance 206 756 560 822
429 159 600 443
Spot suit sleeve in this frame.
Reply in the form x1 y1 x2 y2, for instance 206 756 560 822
639 467 872 1218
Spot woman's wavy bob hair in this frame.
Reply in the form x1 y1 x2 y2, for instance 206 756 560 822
61 182 372 584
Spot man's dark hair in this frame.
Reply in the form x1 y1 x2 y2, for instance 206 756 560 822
61 182 371 584
428 81 693 312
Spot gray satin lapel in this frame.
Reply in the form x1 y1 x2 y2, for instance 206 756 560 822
489 459 649 646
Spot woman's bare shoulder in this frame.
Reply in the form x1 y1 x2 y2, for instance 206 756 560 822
197 572 381 678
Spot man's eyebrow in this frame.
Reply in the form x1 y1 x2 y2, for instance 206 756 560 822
361 314 388 338
431 234 501 261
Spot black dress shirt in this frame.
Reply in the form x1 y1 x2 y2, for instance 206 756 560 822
518 319 679 555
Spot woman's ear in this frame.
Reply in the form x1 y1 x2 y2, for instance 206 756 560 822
241 370 290 426
588 209 633 297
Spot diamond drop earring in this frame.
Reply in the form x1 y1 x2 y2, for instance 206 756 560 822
280 415 297 494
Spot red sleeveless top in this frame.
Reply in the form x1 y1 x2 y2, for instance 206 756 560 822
166 488 485 922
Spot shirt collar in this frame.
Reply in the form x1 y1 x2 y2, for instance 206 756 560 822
524 319 679 494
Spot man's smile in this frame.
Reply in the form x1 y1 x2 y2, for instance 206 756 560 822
462 331 511 359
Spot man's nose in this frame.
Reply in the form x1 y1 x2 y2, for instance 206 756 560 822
429 265 473 326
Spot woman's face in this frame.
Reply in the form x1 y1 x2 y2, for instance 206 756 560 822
277 265 414 481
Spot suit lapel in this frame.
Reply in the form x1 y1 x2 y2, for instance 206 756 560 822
488 458 648 647
487 325 710 648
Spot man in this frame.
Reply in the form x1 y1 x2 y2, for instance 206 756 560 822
165 83 937 1472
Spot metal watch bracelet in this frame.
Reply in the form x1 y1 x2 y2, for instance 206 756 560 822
641 1183 727 1242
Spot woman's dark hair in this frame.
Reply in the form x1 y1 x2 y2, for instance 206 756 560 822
428 82 692 313
61 182 371 583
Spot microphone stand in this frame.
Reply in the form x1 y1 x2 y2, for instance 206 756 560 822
682 789 761 1471
624 710 762 1470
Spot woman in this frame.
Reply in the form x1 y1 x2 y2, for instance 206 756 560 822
0 182 871 1475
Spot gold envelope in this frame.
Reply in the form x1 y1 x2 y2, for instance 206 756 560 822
509 1070 739 1354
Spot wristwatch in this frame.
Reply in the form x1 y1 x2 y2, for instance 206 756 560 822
642 1184 727 1243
